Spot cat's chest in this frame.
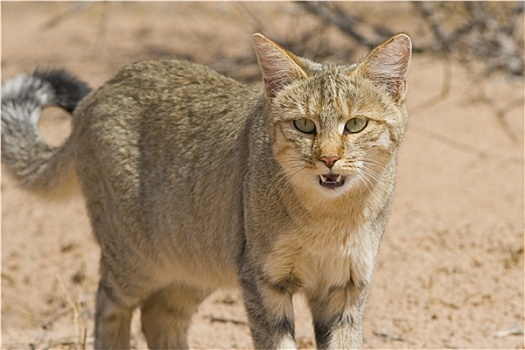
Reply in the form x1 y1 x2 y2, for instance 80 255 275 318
262 217 377 292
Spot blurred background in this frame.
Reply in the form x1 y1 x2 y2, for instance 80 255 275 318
2 2 523 349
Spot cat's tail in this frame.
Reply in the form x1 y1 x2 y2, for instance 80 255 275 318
1 69 91 198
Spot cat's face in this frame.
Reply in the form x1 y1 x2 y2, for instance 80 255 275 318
253 33 411 198
270 67 407 198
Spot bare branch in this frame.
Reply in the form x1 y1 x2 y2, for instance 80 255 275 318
300 1 395 49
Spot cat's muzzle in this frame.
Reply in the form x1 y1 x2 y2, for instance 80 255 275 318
319 173 345 189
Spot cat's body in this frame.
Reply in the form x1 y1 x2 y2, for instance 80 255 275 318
1 34 411 349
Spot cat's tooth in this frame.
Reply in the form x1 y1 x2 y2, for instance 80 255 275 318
320 174 327 183
336 175 342 182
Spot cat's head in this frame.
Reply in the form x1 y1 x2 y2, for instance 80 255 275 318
253 33 411 198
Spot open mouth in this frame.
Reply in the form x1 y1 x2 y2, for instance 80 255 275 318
319 173 346 189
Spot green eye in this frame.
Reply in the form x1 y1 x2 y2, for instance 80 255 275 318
293 118 316 134
344 117 368 133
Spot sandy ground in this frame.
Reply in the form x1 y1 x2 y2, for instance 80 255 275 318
1 3 524 349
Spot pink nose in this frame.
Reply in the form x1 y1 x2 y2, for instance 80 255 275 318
320 156 339 169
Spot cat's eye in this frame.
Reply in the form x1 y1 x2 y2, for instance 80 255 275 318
344 117 368 134
293 118 316 134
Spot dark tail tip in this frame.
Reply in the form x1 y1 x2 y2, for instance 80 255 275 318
33 68 91 113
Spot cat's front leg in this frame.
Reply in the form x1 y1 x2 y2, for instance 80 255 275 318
238 261 296 349
307 280 369 350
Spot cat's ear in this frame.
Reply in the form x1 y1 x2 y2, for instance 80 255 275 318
253 33 308 98
358 33 412 100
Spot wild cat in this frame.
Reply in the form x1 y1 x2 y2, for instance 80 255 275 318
1 33 411 349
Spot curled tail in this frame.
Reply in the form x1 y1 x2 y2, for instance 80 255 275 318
1 69 91 195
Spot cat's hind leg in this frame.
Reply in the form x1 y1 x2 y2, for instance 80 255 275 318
140 284 211 349
94 271 138 349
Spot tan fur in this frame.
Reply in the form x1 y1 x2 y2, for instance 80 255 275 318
1 33 411 349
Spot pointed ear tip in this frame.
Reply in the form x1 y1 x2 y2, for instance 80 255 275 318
395 33 411 40
393 33 412 48
252 33 267 42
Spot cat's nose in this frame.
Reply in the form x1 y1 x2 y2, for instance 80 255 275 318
320 156 339 169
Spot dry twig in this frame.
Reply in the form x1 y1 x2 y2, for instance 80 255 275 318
300 1 395 50
413 1 524 77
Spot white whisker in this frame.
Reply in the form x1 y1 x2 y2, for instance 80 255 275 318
261 156 310 205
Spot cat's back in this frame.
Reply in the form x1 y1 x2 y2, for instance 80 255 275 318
104 59 243 94
72 59 261 205
77 59 253 122
73 58 260 166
